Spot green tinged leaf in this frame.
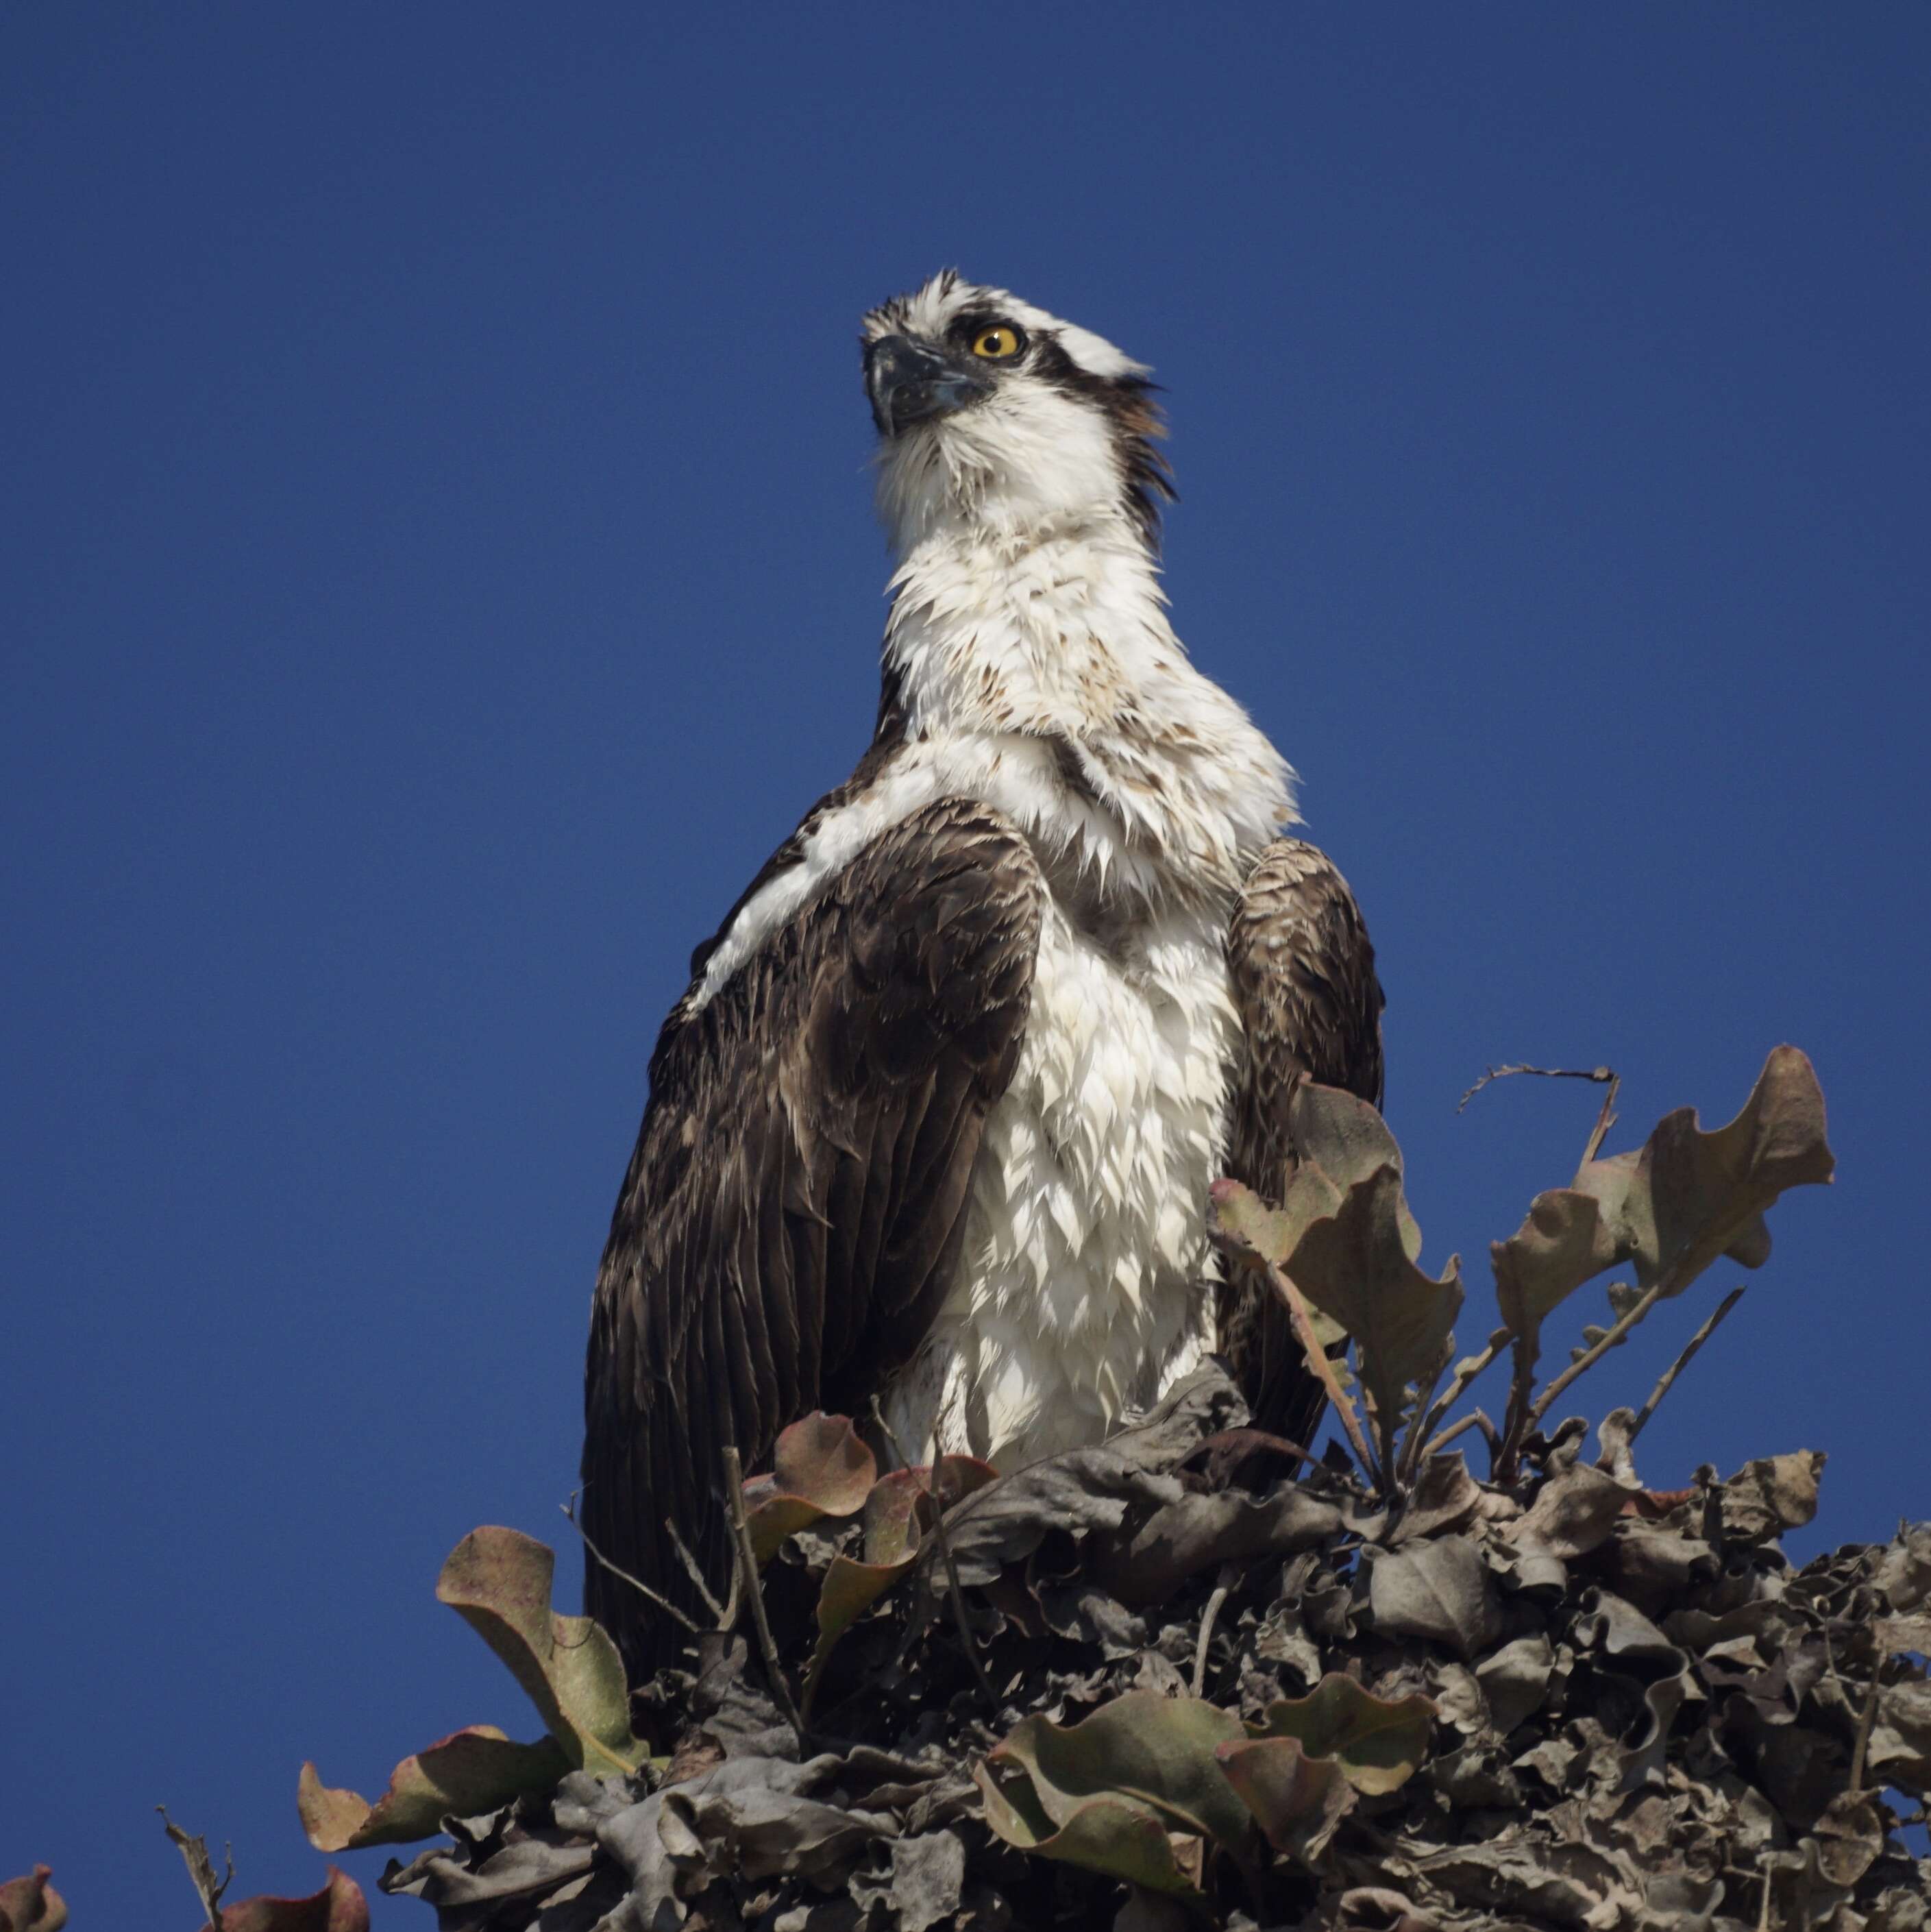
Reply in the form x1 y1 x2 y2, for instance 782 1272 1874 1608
217 1869 369 1932
435 1527 645 1776
973 1768 1204 1897
1250 1675 1434 1794
0 1868 66 1932
297 1727 568 1852
773 1413 878 1509
1214 1737 1351 1861
976 1691 1253 1896
743 1413 881 1564
800 1458 997 1714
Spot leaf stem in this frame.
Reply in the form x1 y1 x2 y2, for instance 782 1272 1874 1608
1411 1325 1510 1472
560 1491 704 1637
1268 1261 1381 1491
722 1445 805 1739
1627 1286 1746 1445
870 1397 998 1716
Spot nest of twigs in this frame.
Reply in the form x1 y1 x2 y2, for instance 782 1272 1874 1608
376 1360 1930 1931
245 1047 1928 1931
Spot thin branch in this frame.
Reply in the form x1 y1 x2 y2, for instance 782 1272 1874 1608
1627 1286 1747 1445
1268 1261 1381 1490
1579 1071 1622 1166
1458 1061 1616 1114
1456 1060 1620 1172
664 1513 736 1627
1191 1568 1235 1698
561 1491 702 1637
1493 1317 1547 1482
158 1808 232 1932
1818 1627 1884 1797
1424 1407 1498 1462
1850 1661 1883 1793
722 1444 805 1739
871 1397 998 1715
1524 1280 1664 1430
1410 1325 1510 1473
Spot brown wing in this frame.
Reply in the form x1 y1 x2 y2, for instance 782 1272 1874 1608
581 796 1042 1683
1222 837 1385 1445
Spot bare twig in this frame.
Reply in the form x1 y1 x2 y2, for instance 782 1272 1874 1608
1458 1062 1614 1114
1627 1286 1747 1445
561 1491 702 1637
1268 1261 1381 1490
1425 1407 1499 1463
1457 1061 1620 1169
1817 1628 1884 1796
722 1445 805 1738
1410 1324 1510 1473
870 1397 998 1715
1579 1071 1622 1165
157 1808 231 1931
665 1513 737 1627
1493 1315 1548 1483
1525 1280 1663 1428
1192 1567 1235 1697
1850 1661 1883 1793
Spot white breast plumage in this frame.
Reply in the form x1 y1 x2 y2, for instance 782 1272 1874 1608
883 898 1244 1465
868 524 1291 1463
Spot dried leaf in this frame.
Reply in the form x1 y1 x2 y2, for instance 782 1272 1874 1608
297 1727 567 1852
1215 1089 1458 1475
434 1527 645 1776
1809 1791 1885 1887
1720 1452 1824 1541
1494 1048 1834 1367
1506 1462 1632 1559
1385 1452 1484 1545
1869 1678 1931 1792
938 1447 1182 1590
1365 1537 1503 1658
1475 1637 1554 1736
1282 1166 1463 1465
848 1831 967 1932
1089 1487 1341 1606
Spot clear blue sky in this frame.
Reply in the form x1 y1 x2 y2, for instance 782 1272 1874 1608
5 5 1926 1915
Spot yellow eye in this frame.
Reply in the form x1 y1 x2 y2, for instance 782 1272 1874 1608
970 324 1024 360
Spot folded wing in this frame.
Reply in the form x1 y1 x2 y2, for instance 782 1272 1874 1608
582 797 1042 1680
1222 837 1386 1445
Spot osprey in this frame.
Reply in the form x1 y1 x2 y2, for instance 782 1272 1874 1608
582 273 1383 1678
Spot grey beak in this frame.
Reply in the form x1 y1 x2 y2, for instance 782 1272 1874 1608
864 334 993 438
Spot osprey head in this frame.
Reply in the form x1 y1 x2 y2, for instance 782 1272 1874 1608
861 271 1172 552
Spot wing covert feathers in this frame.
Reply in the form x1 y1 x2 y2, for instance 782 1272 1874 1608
581 797 1041 1681
1222 837 1386 1445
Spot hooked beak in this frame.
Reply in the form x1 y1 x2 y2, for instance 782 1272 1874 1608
864 334 992 439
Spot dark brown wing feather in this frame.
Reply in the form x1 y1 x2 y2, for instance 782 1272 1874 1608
1222 837 1385 1445
582 795 1042 1682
